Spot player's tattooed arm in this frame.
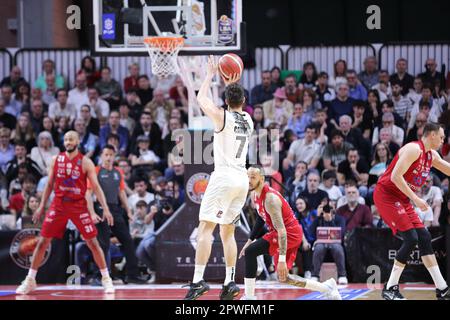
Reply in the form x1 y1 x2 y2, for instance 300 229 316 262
264 193 287 256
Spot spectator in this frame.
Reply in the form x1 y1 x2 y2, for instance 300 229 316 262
0 98 17 130
322 130 353 171
283 125 321 172
371 69 392 101
73 118 98 159
375 99 404 129
78 56 100 87
68 73 89 112
312 108 332 145
166 159 185 189
405 112 427 143
5 141 42 184
285 161 308 207
124 62 140 93
309 204 347 284
128 177 155 213
168 76 189 111
99 110 129 155
315 72 335 109
11 113 36 152
284 73 302 104
250 70 277 105
119 102 136 135
372 112 404 147
367 89 382 120
390 58 414 96
294 196 316 279
319 170 343 203
28 99 45 133
336 184 373 232
286 102 312 139
262 88 293 129
34 59 65 91
130 112 163 158
30 131 60 176
351 100 373 140
337 148 369 197
95 66 122 108
145 88 174 132
0 128 14 174
79 104 100 136
56 116 70 147
148 170 163 195
150 74 176 95
391 80 412 122
134 201 157 280
407 76 423 107
418 58 444 89
2 84 22 117
416 174 443 227
408 84 441 130
0 66 26 93
347 69 368 101
358 56 379 90
328 59 348 89
378 127 400 157
162 117 182 158
369 142 392 182
299 171 329 209
126 88 144 121
251 105 265 132
8 162 31 196
8 174 36 220
260 153 283 193
117 158 134 195
270 66 283 88
129 135 160 170
15 82 31 107
299 62 318 89
86 87 110 120
328 83 354 126
16 193 41 229
301 88 322 118
136 75 154 106
338 114 371 161
29 87 48 111
48 89 77 123
43 74 59 106
41 116 60 149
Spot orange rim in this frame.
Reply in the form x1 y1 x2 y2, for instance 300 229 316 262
143 36 184 52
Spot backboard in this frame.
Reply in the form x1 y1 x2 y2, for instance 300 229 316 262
91 0 245 56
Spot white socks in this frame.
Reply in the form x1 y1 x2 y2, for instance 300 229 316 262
386 263 405 289
193 265 206 283
427 265 447 290
27 269 37 279
224 266 235 285
244 278 256 297
304 279 330 293
100 268 110 279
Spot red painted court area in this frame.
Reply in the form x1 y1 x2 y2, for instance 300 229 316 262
0 283 437 300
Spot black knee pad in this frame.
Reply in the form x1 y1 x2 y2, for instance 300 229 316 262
396 229 419 264
416 228 434 257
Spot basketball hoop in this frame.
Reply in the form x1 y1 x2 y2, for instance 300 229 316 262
143 36 184 78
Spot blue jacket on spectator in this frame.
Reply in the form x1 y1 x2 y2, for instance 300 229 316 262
348 84 368 101
99 124 129 154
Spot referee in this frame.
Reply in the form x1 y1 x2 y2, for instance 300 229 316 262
87 144 147 284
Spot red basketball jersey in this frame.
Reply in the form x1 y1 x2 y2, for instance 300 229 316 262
254 184 300 232
53 152 87 201
377 140 433 201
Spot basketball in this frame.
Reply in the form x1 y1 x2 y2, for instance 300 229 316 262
218 53 244 81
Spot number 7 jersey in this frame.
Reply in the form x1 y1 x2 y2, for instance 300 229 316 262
214 110 253 172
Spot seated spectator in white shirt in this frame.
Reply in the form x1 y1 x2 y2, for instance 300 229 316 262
408 84 442 130
371 70 392 101
283 125 321 172
129 135 160 169
68 73 89 112
319 170 342 202
30 131 60 176
48 89 77 123
85 87 110 120
372 112 404 147
128 177 155 212
391 80 412 122
407 76 423 106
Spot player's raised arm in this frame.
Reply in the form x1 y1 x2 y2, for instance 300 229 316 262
33 156 56 223
390 143 428 211
83 157 114 226
196 56 223 126
431 149 450 176
264 192 288 281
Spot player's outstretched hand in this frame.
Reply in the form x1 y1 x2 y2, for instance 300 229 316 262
32 204 45 224
223 72 241 86
207 55 218 77
277 261 288 282
103 209 114 226
414 197 429 212
239 239 253 259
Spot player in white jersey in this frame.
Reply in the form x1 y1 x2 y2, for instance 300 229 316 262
184 56 254 300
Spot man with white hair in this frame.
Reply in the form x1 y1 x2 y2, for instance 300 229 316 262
372 112 404 147
358 56 380 90
338 115 371 161
299 171 329 209
49 89 77 123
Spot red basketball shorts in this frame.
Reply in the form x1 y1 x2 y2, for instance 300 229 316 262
373 185 424 235
263 223 303 270
40 198 98 240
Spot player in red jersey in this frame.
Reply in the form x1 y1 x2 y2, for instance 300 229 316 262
16 131 115 295
238 166 341 300
374 123 450 300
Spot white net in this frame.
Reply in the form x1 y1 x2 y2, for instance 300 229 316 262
143 36 184 78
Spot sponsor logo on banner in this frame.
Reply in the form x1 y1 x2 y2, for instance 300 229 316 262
186 173 210 204
102 14 116 40
217 15 235 45
9 229 51 269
